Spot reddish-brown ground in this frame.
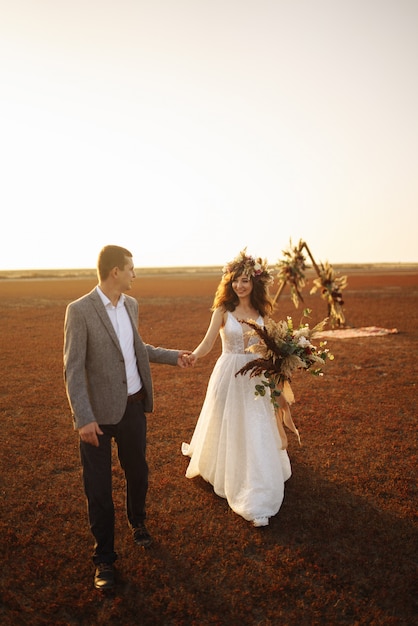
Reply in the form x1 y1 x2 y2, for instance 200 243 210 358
0 269 417 625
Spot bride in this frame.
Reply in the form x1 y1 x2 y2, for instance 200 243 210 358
182 250 291 527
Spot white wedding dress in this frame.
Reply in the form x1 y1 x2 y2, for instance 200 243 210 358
182 312 291 525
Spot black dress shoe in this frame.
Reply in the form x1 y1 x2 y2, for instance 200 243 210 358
133 522 153 547
94 563 115 590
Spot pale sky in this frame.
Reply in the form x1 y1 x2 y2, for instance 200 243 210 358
1 0 417 270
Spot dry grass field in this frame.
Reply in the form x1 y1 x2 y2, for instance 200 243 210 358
0 267 417 625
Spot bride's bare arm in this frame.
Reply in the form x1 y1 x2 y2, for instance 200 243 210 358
190 307 225 363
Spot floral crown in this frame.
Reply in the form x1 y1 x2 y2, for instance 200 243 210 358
222 248 273 284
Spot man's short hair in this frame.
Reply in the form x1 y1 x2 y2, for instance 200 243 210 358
97 245 133 281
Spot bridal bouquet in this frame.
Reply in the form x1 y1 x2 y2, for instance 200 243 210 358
235 310 333 408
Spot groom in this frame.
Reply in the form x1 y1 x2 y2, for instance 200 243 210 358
64 245 191 591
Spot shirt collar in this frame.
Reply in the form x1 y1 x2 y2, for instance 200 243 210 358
96 286 125 308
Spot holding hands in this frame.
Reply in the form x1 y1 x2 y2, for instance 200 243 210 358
177 352 197 368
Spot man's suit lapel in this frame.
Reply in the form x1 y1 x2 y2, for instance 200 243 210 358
124 298 148 361
88 289 121 351
124 297 137 330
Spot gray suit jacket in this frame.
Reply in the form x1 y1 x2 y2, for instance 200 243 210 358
64 288 179 429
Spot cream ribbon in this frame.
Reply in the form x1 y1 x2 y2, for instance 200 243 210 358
274 380 301 449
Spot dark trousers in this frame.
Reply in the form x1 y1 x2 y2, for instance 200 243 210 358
79 401 148 564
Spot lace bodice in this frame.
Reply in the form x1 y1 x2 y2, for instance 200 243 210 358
220 312 263 355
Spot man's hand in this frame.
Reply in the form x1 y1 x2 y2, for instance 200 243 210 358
79 421 103 447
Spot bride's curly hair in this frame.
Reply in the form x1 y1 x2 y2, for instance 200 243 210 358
212 267 274 317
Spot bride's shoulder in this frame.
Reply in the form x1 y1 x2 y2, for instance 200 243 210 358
212 306 228 326
213 305 227 315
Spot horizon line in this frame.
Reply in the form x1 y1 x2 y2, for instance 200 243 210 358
1 261 418 280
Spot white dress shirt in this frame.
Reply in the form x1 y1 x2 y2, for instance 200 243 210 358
97 287 142 395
